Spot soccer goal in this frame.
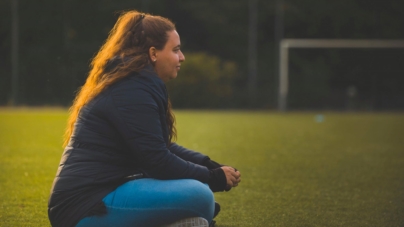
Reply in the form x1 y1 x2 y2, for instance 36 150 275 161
278 39 404 111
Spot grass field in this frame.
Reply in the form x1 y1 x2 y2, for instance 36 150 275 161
0 108 403 227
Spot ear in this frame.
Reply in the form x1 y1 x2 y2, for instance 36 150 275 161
149 47 157 62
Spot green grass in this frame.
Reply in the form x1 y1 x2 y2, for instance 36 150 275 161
1 109 403 226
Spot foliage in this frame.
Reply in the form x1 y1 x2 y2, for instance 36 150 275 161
1 109 404 226
168 52 238 108
1 0 404 109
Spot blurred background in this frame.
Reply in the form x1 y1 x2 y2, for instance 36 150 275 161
1 0 404 110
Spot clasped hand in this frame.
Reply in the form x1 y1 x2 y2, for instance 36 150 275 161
221 166 241 190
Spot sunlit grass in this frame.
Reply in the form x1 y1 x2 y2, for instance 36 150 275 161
0 108 67 227
0 109 403 226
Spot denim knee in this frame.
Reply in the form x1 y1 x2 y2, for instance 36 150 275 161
76 179 215 227
177 180 215 221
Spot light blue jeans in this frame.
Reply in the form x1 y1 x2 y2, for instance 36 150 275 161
76 179 215 227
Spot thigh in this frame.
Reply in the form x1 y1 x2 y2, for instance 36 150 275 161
76 179 215 227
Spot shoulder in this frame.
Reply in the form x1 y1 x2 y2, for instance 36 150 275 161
107 67 167 107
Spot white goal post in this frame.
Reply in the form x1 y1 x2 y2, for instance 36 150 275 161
278 39 404 111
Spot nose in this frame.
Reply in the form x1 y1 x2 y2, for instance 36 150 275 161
179 51 185 62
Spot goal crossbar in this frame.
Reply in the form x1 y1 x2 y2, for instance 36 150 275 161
278 39 404 111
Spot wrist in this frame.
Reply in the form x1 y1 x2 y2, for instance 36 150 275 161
208 168 227 192
202 157 222 170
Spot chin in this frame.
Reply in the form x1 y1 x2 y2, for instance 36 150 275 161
169 73 178 81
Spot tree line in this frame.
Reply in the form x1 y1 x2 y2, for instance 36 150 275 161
1 0 403 110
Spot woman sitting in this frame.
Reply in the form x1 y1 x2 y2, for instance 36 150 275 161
48 11 241 227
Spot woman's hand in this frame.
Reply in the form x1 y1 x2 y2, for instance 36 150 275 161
221 166 241 188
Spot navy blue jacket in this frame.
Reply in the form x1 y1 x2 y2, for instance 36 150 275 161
48 67 211 227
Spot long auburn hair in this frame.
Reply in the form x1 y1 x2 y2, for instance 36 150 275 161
64 11 177 147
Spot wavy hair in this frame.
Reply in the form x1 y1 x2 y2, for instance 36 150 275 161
64 11 177 147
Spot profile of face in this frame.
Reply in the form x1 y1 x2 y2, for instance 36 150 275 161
149 30 185 82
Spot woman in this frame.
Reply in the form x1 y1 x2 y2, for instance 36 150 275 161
48 11 241 227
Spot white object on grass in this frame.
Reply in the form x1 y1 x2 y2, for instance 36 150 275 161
162 217 209 227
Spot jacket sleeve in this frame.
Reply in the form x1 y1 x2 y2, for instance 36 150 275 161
105 84 210 182
168 143 210 165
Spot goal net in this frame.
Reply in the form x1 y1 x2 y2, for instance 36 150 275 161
278 39 404 111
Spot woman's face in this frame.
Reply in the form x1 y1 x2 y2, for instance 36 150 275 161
152 30 185 82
